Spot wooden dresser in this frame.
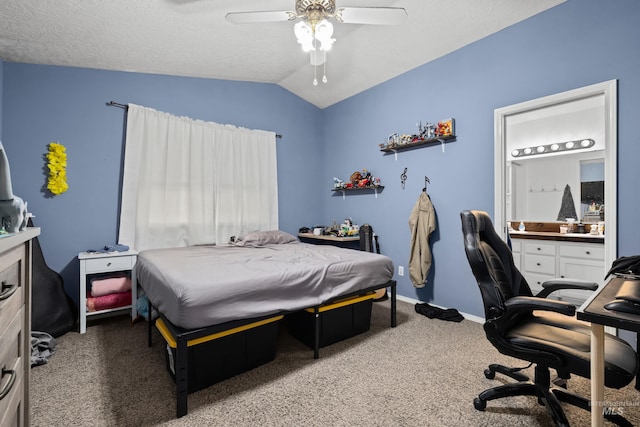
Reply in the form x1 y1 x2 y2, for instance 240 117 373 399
0 228 40 427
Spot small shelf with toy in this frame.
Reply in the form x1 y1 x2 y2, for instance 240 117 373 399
380 118 456 156
380 134 456 153
332 169 383 199
331 186 384 192
331 186 384 200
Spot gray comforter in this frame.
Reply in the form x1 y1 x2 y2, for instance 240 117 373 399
136 241 394 329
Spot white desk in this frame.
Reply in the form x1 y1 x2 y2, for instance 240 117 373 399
577 276 640 426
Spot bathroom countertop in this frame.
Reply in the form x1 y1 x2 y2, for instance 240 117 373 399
509 230 604 244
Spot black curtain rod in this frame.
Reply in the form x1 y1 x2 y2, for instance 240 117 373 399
107 101 128 109
106 100 282 139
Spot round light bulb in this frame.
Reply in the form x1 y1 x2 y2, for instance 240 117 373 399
294 21 315 52
550 143 559 151
523 147 532 155
511 149 520 157
315 20 335 51
565 141 575 149
581 139 592 147
536 146 545 153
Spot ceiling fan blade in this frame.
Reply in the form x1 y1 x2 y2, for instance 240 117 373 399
225 10 296 24
336 7 407 25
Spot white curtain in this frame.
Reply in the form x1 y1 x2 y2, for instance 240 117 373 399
118 104 278 251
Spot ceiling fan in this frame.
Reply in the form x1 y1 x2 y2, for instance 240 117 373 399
225 0 407 26
225 1 407 85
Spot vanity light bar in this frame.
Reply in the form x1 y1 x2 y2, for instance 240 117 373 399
511 138 595 158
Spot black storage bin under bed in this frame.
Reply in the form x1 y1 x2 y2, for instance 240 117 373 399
156 315 282 393
288 292 375 349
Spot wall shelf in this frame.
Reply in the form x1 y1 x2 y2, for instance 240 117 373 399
381 134 456 159
331 186 384 199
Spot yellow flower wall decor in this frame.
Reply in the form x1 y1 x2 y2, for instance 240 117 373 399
47 142 69 195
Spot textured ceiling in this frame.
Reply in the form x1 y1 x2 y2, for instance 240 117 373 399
0 0 565 109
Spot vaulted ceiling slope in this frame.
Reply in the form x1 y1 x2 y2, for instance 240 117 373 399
0 0 565 109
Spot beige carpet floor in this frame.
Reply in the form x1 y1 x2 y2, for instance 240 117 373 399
30 300 640 426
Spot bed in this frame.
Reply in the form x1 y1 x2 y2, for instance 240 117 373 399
136 230 397 418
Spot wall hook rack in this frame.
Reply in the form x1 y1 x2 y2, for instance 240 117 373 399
423 176 430 192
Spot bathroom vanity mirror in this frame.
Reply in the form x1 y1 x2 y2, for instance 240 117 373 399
494 80 617 278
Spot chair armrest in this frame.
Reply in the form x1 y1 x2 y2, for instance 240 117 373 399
505 296 576 317
535 278 598 298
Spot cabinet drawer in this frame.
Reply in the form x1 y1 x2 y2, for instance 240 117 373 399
0 310 23 425
524 254 556 275
523 272 555 294
83 256 134 273
511 240 522 252
0 250 23 333
0 374 23 427
559 244 604 261
524 242 556 256
559 257 605 286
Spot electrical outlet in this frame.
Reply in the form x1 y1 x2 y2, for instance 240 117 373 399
398 266 404 276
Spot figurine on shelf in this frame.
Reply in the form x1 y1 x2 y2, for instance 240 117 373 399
436 118 455 137
385 133 399 149
333 177 344 189
425 122 436 139
350 170 363 185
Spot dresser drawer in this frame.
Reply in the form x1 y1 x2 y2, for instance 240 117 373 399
0 310 23 425
0 374 23 427
0 248 23 333
84 255 134 273
559 244 604 261
524 254 556 275
524 242 556 256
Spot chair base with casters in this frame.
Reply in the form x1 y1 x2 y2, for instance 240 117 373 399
474 364 632 427
460 210 637 427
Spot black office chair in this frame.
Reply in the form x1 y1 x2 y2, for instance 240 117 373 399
359 223 379 253
360 224 387 301
460 210 637 426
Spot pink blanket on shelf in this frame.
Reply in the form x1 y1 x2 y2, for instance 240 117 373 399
90 276 132 297
87 291 131 312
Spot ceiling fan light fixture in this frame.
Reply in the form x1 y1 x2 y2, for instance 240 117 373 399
294 21 315 52
315 19 335 51
294 19 334 52
226 0 407 87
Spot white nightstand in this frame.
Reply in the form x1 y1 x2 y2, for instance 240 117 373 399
78 249 138 334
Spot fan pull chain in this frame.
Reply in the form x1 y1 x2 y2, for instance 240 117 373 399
313 37 318 86
322 56 327 83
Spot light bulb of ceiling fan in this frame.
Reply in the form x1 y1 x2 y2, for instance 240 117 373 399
294 21 315 52
315 19 335 51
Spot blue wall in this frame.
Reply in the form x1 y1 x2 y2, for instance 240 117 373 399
1 66 324 306
320 0 640 316
2 0 639 318
0 59 3 136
